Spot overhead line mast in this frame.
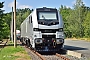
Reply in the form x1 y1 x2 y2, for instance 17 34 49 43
14 0 17 48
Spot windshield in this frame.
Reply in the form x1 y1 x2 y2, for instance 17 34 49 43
38 12 57 20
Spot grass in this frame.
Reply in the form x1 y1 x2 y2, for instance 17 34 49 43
0 41 31 60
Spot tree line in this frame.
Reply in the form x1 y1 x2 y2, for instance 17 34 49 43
0 0 90 40
0 2 9 40
60 0 90 38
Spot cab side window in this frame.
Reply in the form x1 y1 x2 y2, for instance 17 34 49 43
31 16 32 23
29 16 32 23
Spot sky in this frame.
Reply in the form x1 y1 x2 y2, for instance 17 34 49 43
0 0 90 13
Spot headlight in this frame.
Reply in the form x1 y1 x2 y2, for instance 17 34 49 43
56 39 63 44
34 35 37 37
59 35 64 37
35 39 42 44
33 28 39 31
58 28 63 32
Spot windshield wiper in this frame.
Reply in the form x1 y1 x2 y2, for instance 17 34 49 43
42 15 45 19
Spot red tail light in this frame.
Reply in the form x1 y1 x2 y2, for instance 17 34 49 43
52 40 55 42
43 40 46 42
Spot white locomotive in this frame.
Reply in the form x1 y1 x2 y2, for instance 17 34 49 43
20 7 64 51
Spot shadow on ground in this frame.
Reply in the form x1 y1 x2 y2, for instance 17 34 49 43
64 45 88 51
6 40 23 46
6 43 22 46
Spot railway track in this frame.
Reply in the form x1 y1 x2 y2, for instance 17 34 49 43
0 39 8 50
37 52 70 60
20 41 70 60
28 47 70 60
56 53 70 60
19 40 88 60
0 40 3 44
